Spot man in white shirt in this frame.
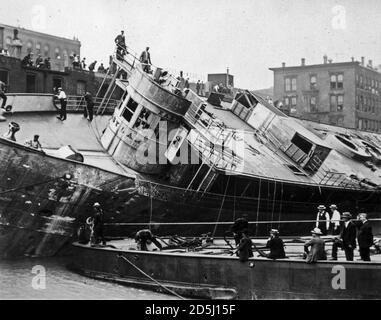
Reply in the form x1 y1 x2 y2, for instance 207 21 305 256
55 88 67 121
315 205 330 235
329 204 341 235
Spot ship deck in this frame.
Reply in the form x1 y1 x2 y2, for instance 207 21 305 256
89 237 381 263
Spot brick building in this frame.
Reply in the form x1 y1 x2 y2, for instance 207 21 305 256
0 23 81 72
270 56 381 132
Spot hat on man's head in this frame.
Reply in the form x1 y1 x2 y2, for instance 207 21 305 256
311 228 323 235
93 202 101 207
58 87 62 91
329 204 337 209
270 229 279 235
342 212 352 219
317 205 326 210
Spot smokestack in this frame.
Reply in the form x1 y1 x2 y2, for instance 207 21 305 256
361 57 365 66
301 58 306 66
227 67 229 75
328 59 333 64
323 55 328 64
351 57 355 62
368 60 373 68
282 62 286 68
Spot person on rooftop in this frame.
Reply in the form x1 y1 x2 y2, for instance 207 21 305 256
115 30 127 59
88 61 97 72
140 47 152 73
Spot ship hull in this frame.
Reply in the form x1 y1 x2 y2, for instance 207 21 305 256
1 137 381 258
69 243 381 300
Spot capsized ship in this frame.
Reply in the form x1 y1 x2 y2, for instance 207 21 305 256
1 48 381 258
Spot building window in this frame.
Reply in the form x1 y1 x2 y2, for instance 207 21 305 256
53 77 63 91
76 81 86 95
26 73 36 93
310 75 317 89
337 95 344 111
330 73 344 90
27 41 33 53
285 76 297 92
330 95 337 111
44 44 50 56
55 48 61 59
36 43 41 54
5 37 12 49
309 96 317 112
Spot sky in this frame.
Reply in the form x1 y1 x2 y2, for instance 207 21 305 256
0 0 380 89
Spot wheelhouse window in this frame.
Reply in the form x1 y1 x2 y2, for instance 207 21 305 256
122 97 139 123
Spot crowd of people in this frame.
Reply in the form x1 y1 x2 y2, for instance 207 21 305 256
77 199 378 265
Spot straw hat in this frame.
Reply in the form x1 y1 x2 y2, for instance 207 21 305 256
329 204 337 209
342 212 352 219
93 202 101 207
311 228 323 235
317 205 326 210
270 229 279 235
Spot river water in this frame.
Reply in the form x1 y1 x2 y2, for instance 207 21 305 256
0 257 177 300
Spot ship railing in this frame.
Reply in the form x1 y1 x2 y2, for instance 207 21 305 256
113 43 181 94
64 95 121 114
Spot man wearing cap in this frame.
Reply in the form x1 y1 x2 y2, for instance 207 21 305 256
329 204 341 235
91 202 106 246
353 213 374 261
315 205 330 235
304 228 327 263
55 87 67 121
331 212 357 261
263 229 286 260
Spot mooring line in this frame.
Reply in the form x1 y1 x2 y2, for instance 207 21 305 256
117 254 185 300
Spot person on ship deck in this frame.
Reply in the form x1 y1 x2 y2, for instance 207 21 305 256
258 229 286 260
304 228 327 263
230 214 249 246
315 205 330 235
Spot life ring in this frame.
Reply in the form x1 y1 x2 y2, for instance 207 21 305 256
325 134 372 161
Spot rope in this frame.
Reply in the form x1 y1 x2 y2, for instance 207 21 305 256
255 178 262 236
270 179 277 229
117 254 185 300
212 176 230 237
0 177 62 195
105 218 381 226
278 181 284 230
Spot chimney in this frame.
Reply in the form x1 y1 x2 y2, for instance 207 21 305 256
227 67 230 75
328 59 333 64
323 55 328 64
301 58 306 66
361 57 365 66
368 60 373 68
282 62 286 68
351 57 355 62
